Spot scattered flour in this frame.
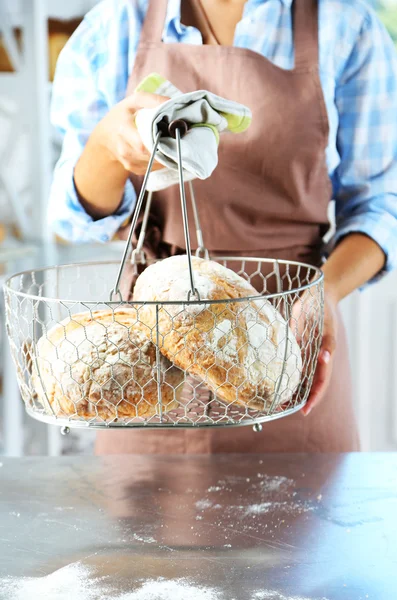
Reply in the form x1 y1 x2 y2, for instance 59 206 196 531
243 502 313 517
252 592 328 600
0 564 327 600
220 475 247 484
257 475 295 492
0 563 112 600
201 474 295 497
117 578 222 600
0 568 222 600
195 473 314 520
244 502 275 516
196 499 213 510
132 533 156 544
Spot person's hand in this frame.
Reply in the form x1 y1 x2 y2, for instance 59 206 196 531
302 287 338 415
94 91 168 175
291 286 338 416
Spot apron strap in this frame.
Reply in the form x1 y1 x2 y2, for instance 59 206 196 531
139 0 168 45
293 0 319 71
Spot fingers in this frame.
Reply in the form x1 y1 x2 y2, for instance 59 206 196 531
301 336 334 416
98 93 169 176
299 287 337 417
113 124 163 174
124 91 169 111
119 152 163 175
131 160 164 175
150 160 165 172
290 291 317 342
116 126 148 165
115 94 169 174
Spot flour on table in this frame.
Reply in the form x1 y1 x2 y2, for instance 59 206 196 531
0 567 222 600
256 475 294 492
196 499 213 510
118 578 222 600
132 533 156 544
243 501 313 517
244 502 275 515
252 592 329 600
0 564 328 600
0 562 112 600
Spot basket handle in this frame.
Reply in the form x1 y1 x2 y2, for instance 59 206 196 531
109 120 201 302
174 126 201 301
189 181 209 260
130 190 153 271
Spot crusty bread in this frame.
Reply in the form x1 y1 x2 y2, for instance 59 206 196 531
32 309 183 420
133 256 302 411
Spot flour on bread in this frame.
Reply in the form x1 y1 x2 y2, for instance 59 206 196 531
133 256 302 410
33 309 182 419
133 255 255 317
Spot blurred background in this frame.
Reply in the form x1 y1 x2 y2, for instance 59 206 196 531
0 0 396 456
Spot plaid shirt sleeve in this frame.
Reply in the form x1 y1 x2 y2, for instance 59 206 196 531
47 3 139 243
331 9 397 283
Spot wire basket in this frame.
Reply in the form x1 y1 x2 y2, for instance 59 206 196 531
4 257 323 430
3 119 324 431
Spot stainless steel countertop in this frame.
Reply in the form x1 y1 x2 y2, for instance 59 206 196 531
0 453 396 599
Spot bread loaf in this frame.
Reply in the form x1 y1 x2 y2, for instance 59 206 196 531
32 309 183 420
133 256 302 410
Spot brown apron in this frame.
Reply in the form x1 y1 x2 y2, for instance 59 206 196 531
95 0 359 454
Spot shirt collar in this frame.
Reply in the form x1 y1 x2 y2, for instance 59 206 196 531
164 0 294 38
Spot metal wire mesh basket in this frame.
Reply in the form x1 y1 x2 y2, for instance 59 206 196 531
3 119 324 431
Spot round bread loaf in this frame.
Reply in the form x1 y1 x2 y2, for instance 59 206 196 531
133 256 302 410
32 309 183 420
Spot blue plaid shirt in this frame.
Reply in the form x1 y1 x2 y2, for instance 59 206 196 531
49 0 397 282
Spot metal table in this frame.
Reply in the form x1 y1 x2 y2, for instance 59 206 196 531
0 453 396 599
